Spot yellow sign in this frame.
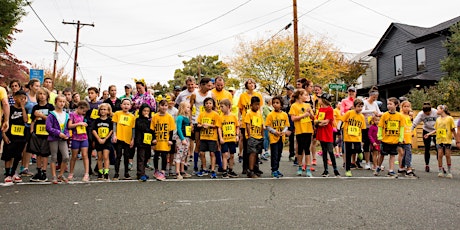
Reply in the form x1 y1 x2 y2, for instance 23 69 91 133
90 109 100 119
318 112 325 121
98 127 109 138
76 125 86 134
301 116 311 123
387 121 399 131
60 123 65 131
36 124 48 135
119 115 132 126
348 126 359 136
223 124 235 135
143 133 152 144
437 129 447 139
11 124 25 136
185 126 192 137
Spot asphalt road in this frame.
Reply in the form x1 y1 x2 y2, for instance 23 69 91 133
1 151 459 229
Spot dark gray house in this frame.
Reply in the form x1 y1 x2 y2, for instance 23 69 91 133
366 16 460 99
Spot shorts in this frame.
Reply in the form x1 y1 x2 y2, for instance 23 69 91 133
71 139 89 150
1 140 26 161
28 133 51 157
95 142 112 152
381 143 398 156
191 123 201 141
199 140 217 153
25 126 31 142
221 142 237 154
344 142 361 155
296 133 312 155
248 137 263 154
362 129 370 152
436 143 452 151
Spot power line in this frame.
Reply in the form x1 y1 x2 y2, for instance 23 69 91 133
298 0 333 19
348 0 400 22
303 14 379 38
84 0 253 48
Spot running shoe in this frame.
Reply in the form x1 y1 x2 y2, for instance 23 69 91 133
12 175 22 183
228 171 239 178
139 175 148 182
20 168 34 177
97 173 104 180
334 170 340 177
210 171 217 179
222 172 229 179
82 174 90 182
438 172 445 177
446 173 453 179
57 175 68 183
31 172 41 182
201 169 209 176
397 168 406 176
406 171 417 178
374 167 381 176
297 167 302 176
128 162 133 171
154 171 165 181
387 171 398 178
176 174 183 181
238 156 243 163
276 171 284 177
345 170 352 177
364 163 371 170
67 173 74 181
312 159 317 166
40 171 48 182
195 170 204 177
321 171 329 177
271 171 279 178
306 170 312 177
425 165 430 172
104 173 109 180
181 172 192 178
51 176 58 184
113 173 120 181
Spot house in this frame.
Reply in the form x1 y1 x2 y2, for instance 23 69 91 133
367 16 460 99
353 49 377 91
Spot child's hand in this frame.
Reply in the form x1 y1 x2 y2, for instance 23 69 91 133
423 134 429 139
152 140 157 145
181 139 187 145
285 130 292 137
220 139 225 144
79 122 88 127
112 136 117 143
168 141 173 146
59 133 68 139
3 135 10 144
130 140 134 148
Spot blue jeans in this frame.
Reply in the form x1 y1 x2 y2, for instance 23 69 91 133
263 129 269 152
270 138 283 172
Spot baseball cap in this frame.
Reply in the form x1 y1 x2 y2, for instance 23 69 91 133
320 93 333 101
124 84 132 89
285 85 295 91
347 86 357 92
228 87 236 92
174 85 181 91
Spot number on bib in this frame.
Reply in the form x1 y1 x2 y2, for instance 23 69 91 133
185 126 192 137
348 126 359 137
98 127 109 138
252 117 262 127
143 133 152 144
318 112 325 121
202 117 212 125
11 125 25 136
36 124 48 135
192 107 197 116
223 124 235 135
387 121 399 131
119 115 132 126
437 129 447 139
76 125 86 134
90 109 100 119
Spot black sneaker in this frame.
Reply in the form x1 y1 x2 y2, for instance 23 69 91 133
124 173 132 180
40 171 48 182
218 167 225 173
97 172 104 180
334 170 340 177
222 172 229 179
113 173 120 181
398 168 406 176
356 162 363 169
406 171 417 178
31 172 41 182
228 170 239 178
321 171 329 177
104 173 109 180
238 156 243 163
350 163 357 169
247 171 259 178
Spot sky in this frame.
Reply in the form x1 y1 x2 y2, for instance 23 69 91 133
8 0 460 95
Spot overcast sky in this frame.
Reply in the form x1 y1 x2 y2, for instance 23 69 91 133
8 0 460 94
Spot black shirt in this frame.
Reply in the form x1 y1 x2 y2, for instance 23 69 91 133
7 105 27 141
31 103 55 137
91 117 113 141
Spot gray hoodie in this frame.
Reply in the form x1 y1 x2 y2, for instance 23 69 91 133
411 108 438 132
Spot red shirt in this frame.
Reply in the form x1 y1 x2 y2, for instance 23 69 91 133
315 106 334 142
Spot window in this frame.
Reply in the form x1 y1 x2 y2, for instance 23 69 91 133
417 48 426 71
394 55 402 76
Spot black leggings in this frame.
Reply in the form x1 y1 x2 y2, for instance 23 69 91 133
423 130 438 165
154 151 168 171
115 141 130 175
320 141 337 171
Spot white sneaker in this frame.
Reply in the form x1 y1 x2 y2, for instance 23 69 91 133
364 163 371 170
12 174 23 183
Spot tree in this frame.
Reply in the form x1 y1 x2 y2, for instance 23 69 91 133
35 65 88 96
0 0 27 52
0 51 29 84
229 33 358 96
168 55 231 90
149 82 169 96
441 22 460 81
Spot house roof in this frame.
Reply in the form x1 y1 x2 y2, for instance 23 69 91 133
370 16 460 56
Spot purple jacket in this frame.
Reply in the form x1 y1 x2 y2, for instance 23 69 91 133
368 124 380 145
46 111 70 142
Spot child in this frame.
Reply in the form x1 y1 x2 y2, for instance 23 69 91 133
112 98 136 180
29 87 54 182
398 101 416 177
368 115 381 171
85 87 102 175
135 104 153 181
197 97 221 178
92 103 113 180
174 101 193 180
314 93 340 177
261 96 273 160
289 89 314 177
425 105 456 178
46 95 71 184
68 101 90 182
166 94 178 176
341 99 366 177
377 97 404 177
244 96 265 178
151 100 176 181
2 91 28 184
218 99 240 179
265 96 289 178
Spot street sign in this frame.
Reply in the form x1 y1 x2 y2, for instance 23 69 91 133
328 83 347 91
30 69 44 84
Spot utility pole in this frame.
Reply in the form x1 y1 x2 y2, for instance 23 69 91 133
197 55 202 83
293 0 300 82
98 75 102 93
45 40 68 89
62 20 94 92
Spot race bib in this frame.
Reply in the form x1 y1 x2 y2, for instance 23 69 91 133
119 115 132 126
318 112 325 121
11 124 25 136
406 118 412 126
143 133 152 145
27 114 32 124
185 126 191 137
90 109 99 119
348 126 359 137
36 124 48 135
252 117 262 127
387 121 399 131
223 124 235 135
98 127 109 138
301 116 311 123
202 117 212 125
437 129 447 139
76 125 86 134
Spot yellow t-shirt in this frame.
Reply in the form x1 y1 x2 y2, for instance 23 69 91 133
333 108 341 128
150 113 176 151
237 91 264 121
265 111 290 144
378 112 404 144
112 111 136 144
401 113 413 144
289 102 314 135
212 89 233 116
434 116 455 144
197 110 221 141
244 110 264 139
341 110 365 142
221 114 239 143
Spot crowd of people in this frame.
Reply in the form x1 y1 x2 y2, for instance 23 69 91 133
0 75 459 184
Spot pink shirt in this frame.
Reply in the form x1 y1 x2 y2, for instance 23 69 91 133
340 97 355 115
69 112 88 141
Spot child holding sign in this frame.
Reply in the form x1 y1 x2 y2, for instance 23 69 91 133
68 101 91 182
112 98 136 180
197 97 221 178
29 87 54 182
341 99 366 177
92 103 113 180
135 104 153 181
218 99 239 179
377 97 404 177
174 101 192 180
424 105 456 178
2 91 28 184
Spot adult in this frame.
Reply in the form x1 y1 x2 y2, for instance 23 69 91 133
411 101 438 172
283 85 296 162
190 77 214 174
302 79 316 168
340 86 357 115
100 90 109 102
237 78 264 174
43 77 57 106
175 76 197 107
104 85 122 112
0 79 10 133
20 79 40 176
132 80 156 112
8 80 22 105
173 85 182 98
211 76 233 115
361 86 382 170
119 84 133 100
